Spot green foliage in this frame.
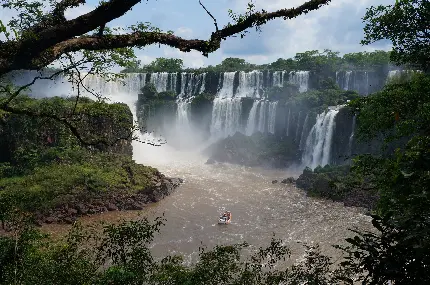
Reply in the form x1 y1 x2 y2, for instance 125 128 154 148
362 0 430 71
339 73 430 283
122 50 393 73
296 164 377 209
191 92 216 108
342 50 392 69
0 216 350 285
0 95 133 167
0 147 156 214
349 72 430 142
122 58 184 73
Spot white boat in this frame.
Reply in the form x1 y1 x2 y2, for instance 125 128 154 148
218 211 231 224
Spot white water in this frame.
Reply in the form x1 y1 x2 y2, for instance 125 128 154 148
302 106 341 169
348 115 356 157
286 107 291 136
299 113 309 150
289 71 310 93
295 111 302 142
257 101 267 133
245 101 259 136
268 102 278 134
236 70 263 98
217 72 236 98
210 97 242 140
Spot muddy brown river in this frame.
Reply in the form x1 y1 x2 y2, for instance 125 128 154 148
44 139 372 265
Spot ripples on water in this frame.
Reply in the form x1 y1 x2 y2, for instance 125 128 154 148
44 139 372 265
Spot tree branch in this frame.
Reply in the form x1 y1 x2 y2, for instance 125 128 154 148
0 0 331 76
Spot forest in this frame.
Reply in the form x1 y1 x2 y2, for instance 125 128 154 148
0 0 429 284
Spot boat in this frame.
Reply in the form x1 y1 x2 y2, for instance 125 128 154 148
218 211 231 224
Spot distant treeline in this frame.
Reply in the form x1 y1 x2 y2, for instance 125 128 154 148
120 49 411 74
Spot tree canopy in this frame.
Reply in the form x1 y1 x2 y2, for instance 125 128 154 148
362 0 430 71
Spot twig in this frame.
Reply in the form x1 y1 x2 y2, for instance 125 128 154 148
199 0 219 31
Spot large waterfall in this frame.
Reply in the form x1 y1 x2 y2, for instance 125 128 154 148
302 106 341 169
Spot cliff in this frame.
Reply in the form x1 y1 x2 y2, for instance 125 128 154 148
0 96 182 226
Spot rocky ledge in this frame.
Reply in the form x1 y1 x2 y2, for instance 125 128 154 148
295 166 378 210
34 171 183 225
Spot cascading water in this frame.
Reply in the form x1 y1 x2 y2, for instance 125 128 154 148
176 100 192 132
295 111 302 142
257 101 268 133
289 71 309 93
150 72 169 92
245 101 259 136
302 106 341 169
268 102 278 134
344 71 352 91
286 107 291 136
236 71 263 98
299 113 309 150
217 72 236 98
210 97 242 139
348 115 356 157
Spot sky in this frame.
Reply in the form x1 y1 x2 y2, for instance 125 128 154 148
1 0 394 69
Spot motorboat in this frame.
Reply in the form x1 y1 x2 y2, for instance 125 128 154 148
218 211 231 224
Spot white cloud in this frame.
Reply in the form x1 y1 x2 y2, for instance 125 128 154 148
176 27 194 38
65 4 95 20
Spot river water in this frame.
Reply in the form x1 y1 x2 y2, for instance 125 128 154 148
39 88 372 264
44 139 372 264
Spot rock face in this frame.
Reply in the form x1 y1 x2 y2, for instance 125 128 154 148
296 165 378 210
204 132 299 168
35 172 183 225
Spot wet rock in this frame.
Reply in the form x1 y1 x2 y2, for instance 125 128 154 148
63 217 76 224
281 177 296 184
67 208 78 216
106 203 118 211
76 203 88 214
45 217 57 224
272 180 278 184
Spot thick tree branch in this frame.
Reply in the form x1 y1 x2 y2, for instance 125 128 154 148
53 0 87 19
0 0 143 75
0 0 330 76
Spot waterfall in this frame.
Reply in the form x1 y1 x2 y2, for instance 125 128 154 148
286 108 291 136
268 102 278 134
236 70 263 98
199 73 206 94
344 71 352 91
179 73 187 97
299 113 309 150
217 72 236 98
176 100 192 132
289 71 309 93
348 115 356 157
272 71 286 87
245 101 259 136
210 97 242 139
82 73 146 96
150 72 169 92
295 111 302 142
257 101 268 133
169 73 177 92
302 106 341 169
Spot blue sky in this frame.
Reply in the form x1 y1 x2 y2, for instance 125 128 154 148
1 0 394 68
